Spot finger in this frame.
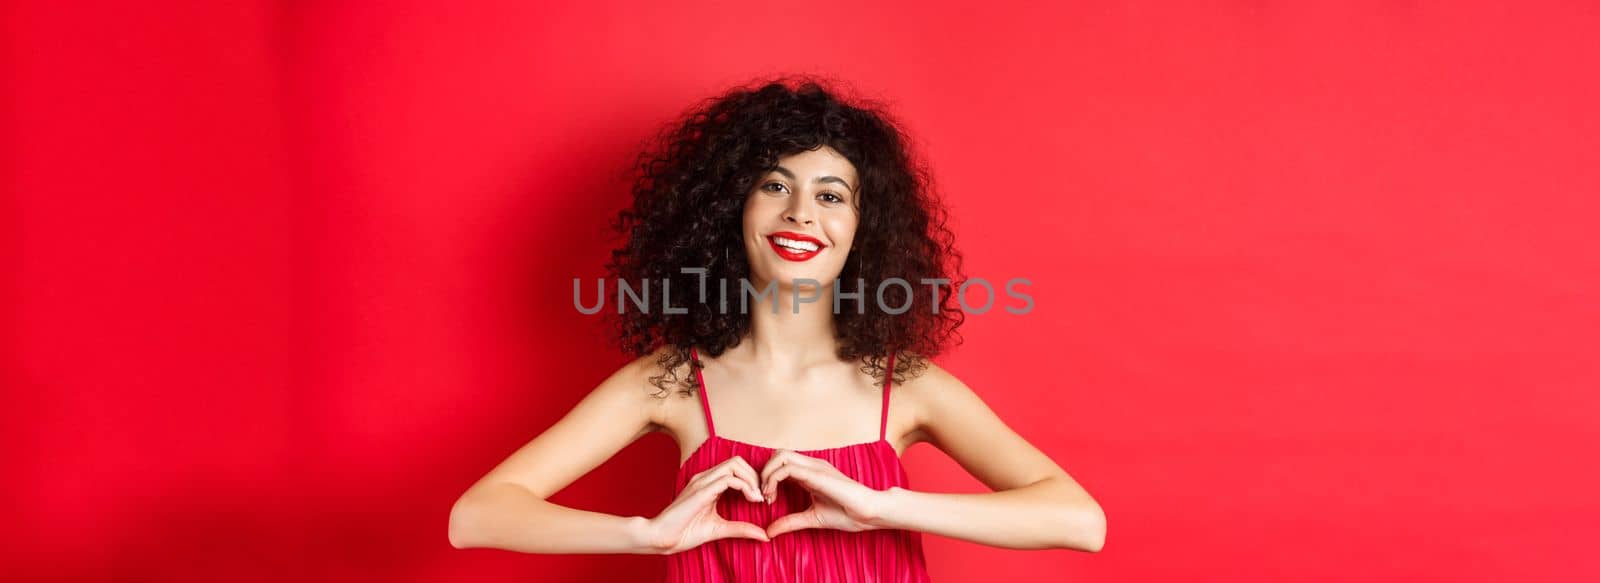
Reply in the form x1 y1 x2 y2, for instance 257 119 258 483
685 475 728 507
714 474 763 505
694 457 762 503
762 450 826 481
761 464 786 501
766 509 821 538
688 461 755 502
690 475 755 510
715 518 771 543
759 450 791 486
763 463 809 501
689 462 743 495
687 463 729 490
724 456 764 503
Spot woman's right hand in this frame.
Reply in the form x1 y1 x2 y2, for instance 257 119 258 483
643 455 770 554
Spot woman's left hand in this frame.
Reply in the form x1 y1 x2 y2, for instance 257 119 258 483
759 449 890 537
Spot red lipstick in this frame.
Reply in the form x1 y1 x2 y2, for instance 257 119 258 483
766 231 827 262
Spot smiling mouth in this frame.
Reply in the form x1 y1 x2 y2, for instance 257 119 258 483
767 234 824 261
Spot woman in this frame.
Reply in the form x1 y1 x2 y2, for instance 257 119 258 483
448 77 1106 580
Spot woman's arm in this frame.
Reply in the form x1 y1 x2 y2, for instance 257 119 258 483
448 349 671 554
449 481 659 553
872 360 1106 551
874 477 1104 551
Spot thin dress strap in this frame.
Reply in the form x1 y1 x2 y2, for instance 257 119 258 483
880 352 896 441
690 346 715 437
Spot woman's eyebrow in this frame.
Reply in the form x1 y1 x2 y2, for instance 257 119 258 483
774 165 857 193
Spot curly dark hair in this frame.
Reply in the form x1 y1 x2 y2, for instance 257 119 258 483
605 75 965 397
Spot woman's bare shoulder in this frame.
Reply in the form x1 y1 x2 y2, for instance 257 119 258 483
893 350 964 395
888 350 967 444
608 345 698 433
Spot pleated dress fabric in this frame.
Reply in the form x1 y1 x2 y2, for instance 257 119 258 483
664 348 932 582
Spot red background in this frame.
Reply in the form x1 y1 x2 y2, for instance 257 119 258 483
6 1 1598 581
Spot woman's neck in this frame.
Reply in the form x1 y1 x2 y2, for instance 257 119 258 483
739 278 840 370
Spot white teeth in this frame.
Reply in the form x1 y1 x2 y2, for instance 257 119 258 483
772 236 820 252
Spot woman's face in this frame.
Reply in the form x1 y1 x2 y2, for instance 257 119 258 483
741 146 861 291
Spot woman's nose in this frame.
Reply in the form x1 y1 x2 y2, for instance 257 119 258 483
785 197 814 225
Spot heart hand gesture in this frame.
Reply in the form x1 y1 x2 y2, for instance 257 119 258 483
760 449 891 538
645 455 769 554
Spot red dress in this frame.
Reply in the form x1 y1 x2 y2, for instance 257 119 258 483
664 347 932 582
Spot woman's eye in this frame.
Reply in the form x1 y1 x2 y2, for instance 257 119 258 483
762 182 788 194
819 192 844 204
